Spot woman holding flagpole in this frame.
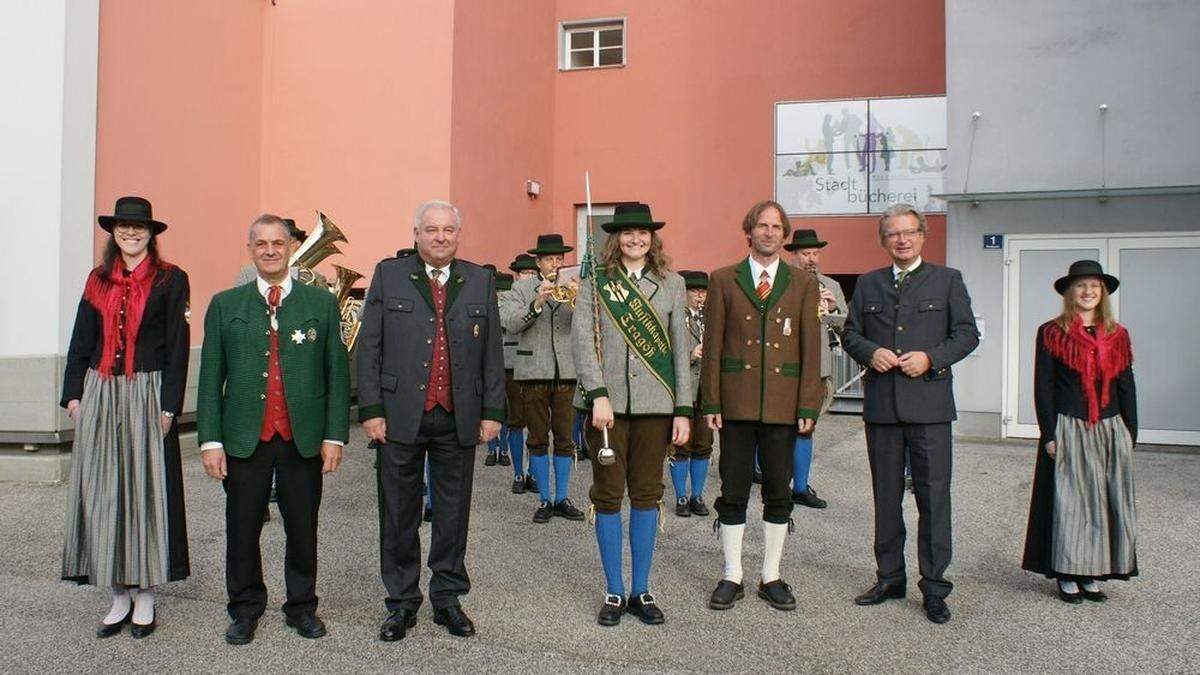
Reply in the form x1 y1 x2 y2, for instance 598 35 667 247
571 201 692 627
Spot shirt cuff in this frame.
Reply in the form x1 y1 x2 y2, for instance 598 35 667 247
200 442 223 451
322 439 345 446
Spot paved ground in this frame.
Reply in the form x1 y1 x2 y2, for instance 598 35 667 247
1 414 1197 674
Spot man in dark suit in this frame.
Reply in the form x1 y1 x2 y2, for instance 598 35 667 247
357 200 505 641
841 203 978 624
198 214 350 645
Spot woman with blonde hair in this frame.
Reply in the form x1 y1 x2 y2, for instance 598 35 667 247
1022 260 1137 603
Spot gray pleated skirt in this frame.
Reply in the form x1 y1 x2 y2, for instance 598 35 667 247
1051 413 1138 578
62 369 171 589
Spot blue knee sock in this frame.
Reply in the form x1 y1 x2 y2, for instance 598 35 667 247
792 435 813 493
497 423 510 453
669 458 690 500
595 512 624 596
530 454 550 501
630 507 658 595
487 435 500 454
689 457 710 499
553 455 573 504
424 457 433 509
508 428 525 478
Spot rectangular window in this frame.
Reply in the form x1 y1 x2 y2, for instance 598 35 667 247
561 19 625 71
575 204 616 261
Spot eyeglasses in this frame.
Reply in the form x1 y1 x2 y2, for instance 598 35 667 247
884 228 923 241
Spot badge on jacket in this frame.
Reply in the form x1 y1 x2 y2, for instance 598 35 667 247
307 327 317 342
291 329 306 344
783 318 793 336
473 324 480 338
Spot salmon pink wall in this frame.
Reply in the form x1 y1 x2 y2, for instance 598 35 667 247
95 0 265 340
550 0 946 274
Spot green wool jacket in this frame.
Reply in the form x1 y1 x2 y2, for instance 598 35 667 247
197 281 350 458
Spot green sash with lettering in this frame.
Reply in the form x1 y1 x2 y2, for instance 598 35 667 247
595 265 675 399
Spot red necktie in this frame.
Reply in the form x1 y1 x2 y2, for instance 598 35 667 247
756 270 771 301
268 285 281 328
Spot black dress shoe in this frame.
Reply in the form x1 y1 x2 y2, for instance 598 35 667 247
791 486 827 509
533 501 552 523
596 594 627 627
379 609 417 641
627 593 665 625
433 606 476 637
854 581 906 606
552 498 585 521
1080 586 1108 603
498 452 511 466
1057 582 1084 604
285 612 327 639
758 580 797 611
524 475 538 494
225 617 258 645
423 506 433 523
511 476 526 494
96 608 132 638
923 595 951 624
130 613 156 639
752 469 763 484
688 496 710 516
708 580 745 610
484 452 498 466
674 497 691 517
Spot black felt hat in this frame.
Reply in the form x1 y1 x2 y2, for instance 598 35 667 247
527 234 573 255
602 202 664 234
509 253 538 272
495 272 514 291
1054 259 1119 295
679 270 709 289
783 229 827 251
97 196 167 234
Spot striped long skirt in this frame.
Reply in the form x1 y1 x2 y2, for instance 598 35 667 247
1022 413 1138 580
62 369 189 588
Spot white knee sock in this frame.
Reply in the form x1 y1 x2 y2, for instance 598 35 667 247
720 523 746 584
1080 580 1100 593
1059 580 1080 594
761 522 789 583
103 587 132 624
132 589 155 625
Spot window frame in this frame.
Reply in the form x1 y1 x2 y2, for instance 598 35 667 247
559 18 626 71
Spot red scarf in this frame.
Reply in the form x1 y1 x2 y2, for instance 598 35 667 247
82 257 162 378
1042 317 1132 424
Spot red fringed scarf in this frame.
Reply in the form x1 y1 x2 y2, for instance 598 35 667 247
1042 317 1132 424
82 257 162 378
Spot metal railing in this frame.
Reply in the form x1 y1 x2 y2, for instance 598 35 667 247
830 346 864 413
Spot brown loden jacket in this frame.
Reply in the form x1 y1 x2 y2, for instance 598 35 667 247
700 258 824 424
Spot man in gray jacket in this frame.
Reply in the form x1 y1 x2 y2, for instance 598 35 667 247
499 234 584 523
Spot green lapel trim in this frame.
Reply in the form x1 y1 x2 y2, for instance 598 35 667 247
409 258 434 311
896 262 930 294
763 261 791 313
734 259 759 308
445 260 465 311
734 258 790 313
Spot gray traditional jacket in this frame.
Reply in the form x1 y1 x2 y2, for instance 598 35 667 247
684 306 704 403
500 275 576 381
816 271 848 379
498 290 520 370
571 266 692 417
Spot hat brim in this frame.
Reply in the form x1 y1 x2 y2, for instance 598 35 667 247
98 215 167 235
601 221 665 234
784 240 827 251
527 246 574 255
685 281 709 290
1054 273 1119 295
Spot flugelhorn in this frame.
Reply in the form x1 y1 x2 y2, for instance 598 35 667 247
546 269 577 306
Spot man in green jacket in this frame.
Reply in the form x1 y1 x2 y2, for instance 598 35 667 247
198 214 350 645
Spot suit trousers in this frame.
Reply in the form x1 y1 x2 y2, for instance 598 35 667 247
523 379 576 456
714 421 795 525
865 422 953 598
377 407 476 612
586 415 671 513
223 434 322 620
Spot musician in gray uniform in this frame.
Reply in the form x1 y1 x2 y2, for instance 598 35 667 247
669 270 713 517
500 235 584 523
571 202 692 626
783 229 847 509
504 254 540 494
841 203 978 625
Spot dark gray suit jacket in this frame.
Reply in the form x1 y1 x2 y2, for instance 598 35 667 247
356 254 506 447
841 262 979 424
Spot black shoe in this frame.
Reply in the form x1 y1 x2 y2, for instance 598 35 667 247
688 496 710 517
498 452 511 467
1057 581 1084 604
791 486 827 509
674 497 691 517
596 594 627 627
533 501 552 523
1080 585 1108 603
552 498 585 521
379 609 417 641
423 506 433 523
708 580 745 610
511 476 526 494
627 593 665 625
484 452 498 466
96 608 132 638
224 617 258 645
923 595 951 624
757 580 797 611
285 612 327 639
130 611 156 639
432 606 475 637
854 581 906 606
752 469 763 484
525 475 538 494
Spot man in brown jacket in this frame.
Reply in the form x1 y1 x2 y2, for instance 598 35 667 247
700 200 824 613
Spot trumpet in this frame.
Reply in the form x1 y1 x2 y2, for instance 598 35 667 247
546 269 578 306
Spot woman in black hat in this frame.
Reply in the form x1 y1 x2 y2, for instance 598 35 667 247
1022 260 1138 603
61 196 191 637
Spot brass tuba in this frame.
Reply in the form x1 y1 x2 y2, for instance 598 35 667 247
290 211 365 350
